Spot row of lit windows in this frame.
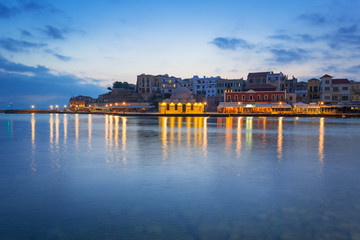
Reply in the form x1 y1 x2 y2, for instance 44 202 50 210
227 94 284 101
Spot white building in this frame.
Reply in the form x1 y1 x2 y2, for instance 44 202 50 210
191 75 220 97
320 74 351 103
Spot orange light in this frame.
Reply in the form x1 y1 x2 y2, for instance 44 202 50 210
204 102 207 105
122 102 126 105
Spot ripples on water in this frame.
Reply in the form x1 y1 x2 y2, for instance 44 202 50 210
1 114 360 239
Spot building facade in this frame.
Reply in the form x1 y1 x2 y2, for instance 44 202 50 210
159 87 205 114
160 76 182 94
216 78 245 96
320 74 351 103
307 78 320 103
136 74 167 100
192 75 220 97
351 81 360 103
247 72 270 85
224 90 286 103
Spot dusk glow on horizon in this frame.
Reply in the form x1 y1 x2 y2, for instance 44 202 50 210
1 0 360 109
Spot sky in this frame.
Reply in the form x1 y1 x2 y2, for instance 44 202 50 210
1 0 360 109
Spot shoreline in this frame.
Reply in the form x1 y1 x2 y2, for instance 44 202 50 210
1 109 360 118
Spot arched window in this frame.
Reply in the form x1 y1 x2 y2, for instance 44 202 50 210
235 95 238 101
167 104 170 110
227 95 231 102
249 95 253 100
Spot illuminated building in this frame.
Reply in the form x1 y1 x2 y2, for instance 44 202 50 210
159 87 205 114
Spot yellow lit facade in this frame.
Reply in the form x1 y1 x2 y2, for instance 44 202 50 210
159 87 205 114
159 102 204 114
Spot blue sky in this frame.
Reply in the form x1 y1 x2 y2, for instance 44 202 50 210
1 0 360 109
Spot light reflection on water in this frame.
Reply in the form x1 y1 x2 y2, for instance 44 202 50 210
1 114 360 239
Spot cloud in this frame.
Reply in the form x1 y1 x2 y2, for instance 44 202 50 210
0 3 19 18
346 65 360 73
0 55 103 109
45 49 72 61
22 1 46 11
19 29 32 37
270 48 307 63
42 25 68 39
0 2 59 19
53 53 72 61
0 38 46 52
210 37 254 50
298 13 326 25
269 34 317 43
326 25 360 49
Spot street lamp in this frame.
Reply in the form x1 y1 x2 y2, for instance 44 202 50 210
31 105 35 109
55 105 59 109
50 105 53 110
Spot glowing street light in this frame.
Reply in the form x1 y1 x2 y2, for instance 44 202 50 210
50 105 53 110
63 105 67 108
31 105 35 109
55 105 59 109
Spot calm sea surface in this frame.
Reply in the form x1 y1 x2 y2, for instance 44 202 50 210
1 113 360 239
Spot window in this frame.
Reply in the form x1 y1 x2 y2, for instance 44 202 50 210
272 95 275 100
191 105 194 111
325 87 330 91
166 104 170 110
325 96 330 100
333 87 339 92
343 87 348 91
242 95 245 100
257 95 261 100
249 95 253 100
342 96 348 101
332 96 338 101
325 80 330 84
264 95 268 100
175 105 178 110
227 95 231 102
235 95 238 101
310 86 313 92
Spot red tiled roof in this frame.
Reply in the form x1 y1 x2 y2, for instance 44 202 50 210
244 84 277 90
321 74 332 78
247 72 270 77
332 79 350 84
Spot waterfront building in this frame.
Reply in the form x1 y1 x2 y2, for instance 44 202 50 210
295 81 308 103
285 77 297 93
69 95 95 109
216 78 245 96
206 96 223 112
320 74 333 103
266 72 287 91
331 79 350 103
217 102 292 114
320 74 351 103
181 78 194 92
160 76 182 94
224 90 286 103
159 87 205 114
244 84 277 92
247 72 270 85
191 75 220 97
350 81 360 103
136 74 168 101
307 78 321 103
